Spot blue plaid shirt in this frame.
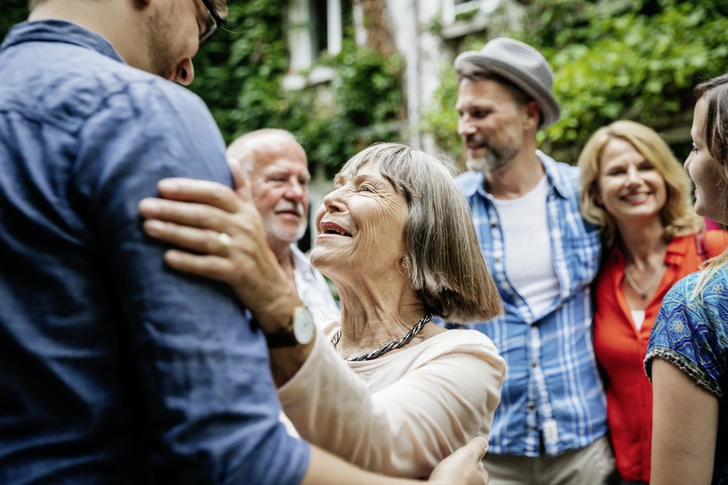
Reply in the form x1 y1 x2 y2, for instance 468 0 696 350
453 152 607 457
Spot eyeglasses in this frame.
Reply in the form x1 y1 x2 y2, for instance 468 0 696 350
199 0 222 45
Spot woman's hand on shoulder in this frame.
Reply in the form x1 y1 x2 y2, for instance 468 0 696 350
428 437 489 485
137 160 299 332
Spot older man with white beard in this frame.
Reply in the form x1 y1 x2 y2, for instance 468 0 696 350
227 129 339 315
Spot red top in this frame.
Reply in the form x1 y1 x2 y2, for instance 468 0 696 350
593 231 728 482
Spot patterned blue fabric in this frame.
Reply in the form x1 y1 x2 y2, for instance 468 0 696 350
451 152 607 457
645 267 728 485
0 21 309 484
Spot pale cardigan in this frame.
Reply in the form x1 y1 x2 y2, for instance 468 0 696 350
278 314 506 478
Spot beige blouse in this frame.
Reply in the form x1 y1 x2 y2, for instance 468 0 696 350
278 319 506 478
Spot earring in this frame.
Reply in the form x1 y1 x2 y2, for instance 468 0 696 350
401 256 409 271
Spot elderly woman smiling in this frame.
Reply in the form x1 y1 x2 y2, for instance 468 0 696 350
139 143 506 479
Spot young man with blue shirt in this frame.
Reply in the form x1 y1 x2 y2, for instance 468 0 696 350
452 37 615 484
0 0 488 483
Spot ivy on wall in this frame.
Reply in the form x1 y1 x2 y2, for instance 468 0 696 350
282 40 404 177
188 0 404 176
422 0 728 165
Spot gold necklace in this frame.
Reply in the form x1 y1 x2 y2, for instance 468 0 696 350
624 263 666 299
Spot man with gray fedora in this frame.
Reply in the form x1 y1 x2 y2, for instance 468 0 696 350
450 37 615 484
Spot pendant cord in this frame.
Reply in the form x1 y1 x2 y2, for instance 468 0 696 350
331 314 433 362
624 263 666 299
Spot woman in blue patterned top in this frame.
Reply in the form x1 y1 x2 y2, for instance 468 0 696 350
645 73 728 485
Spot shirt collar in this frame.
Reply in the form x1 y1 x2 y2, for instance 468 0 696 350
1 20 125 64
460 150 573 200
290 244 309 270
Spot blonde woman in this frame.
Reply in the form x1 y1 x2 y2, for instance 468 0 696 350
645 74 728 485
578 120 728 484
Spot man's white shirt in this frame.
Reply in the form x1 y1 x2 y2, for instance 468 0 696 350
291 244 340 315
491 175 560 318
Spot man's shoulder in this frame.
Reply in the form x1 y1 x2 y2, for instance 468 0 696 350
0 39 207 133
538 151 580 188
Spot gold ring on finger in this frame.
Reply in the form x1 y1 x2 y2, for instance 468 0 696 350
218 232 232 255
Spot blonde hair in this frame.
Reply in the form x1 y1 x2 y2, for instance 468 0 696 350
578 120 703 249
338 143 502 323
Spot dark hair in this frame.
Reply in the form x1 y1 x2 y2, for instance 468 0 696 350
693 74 728 290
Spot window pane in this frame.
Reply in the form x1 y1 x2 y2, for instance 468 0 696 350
312 0 328 55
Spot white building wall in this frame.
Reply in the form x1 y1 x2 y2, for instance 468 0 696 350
386 0 451 153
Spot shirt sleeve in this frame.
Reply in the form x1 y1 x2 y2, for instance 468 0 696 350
72 80 309 485
645 270 727 399
278 329 506 478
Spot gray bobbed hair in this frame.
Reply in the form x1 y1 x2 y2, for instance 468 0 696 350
338 143 502 323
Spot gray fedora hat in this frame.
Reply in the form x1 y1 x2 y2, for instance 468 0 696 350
455 37 561 128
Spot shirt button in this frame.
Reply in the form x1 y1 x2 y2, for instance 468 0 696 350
491 221 498 228
495 257 501 263
531 362 538 368
528 404 536 411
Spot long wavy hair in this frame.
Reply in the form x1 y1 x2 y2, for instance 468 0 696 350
578 120 703 250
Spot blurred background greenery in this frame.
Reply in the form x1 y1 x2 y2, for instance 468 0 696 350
423 0 728 164
3 0 728 172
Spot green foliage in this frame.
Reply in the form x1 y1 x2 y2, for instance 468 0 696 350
422 0 728 164
190 5 405 176
1 0 29 43
454 7 480 22
188 0 289 142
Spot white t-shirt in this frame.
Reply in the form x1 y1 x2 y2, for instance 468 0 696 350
631 310 646 331
492 175 560 318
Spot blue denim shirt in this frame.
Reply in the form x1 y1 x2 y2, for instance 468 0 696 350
0 21 309 484
452 152 607 457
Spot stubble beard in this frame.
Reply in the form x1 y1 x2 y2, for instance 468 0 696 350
146 8 183 79
466 143 519 174
262 215 308 247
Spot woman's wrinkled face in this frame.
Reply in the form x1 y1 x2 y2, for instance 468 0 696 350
596 138 667 225
310 160 408 282
685 97 726 224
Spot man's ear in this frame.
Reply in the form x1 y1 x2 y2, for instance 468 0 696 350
524 100 541 130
